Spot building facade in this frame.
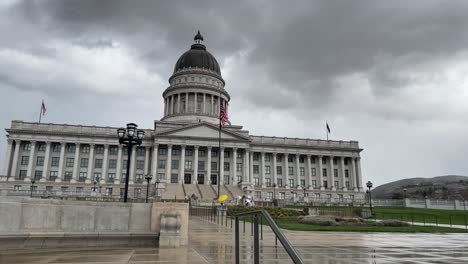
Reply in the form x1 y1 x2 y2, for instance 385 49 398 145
1 32 365 201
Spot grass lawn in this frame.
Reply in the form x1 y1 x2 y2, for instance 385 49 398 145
372 207 468 226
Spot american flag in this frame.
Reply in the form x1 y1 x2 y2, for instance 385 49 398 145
220 105 228 125
41 100 46 115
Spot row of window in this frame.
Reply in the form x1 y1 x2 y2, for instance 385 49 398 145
172 75 222 87
254 191 355 200
15 185 144 197
252 178 352 189
21 143 148 156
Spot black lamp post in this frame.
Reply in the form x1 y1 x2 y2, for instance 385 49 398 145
30 179 35 198
117 123 145 203
366 181 373 213
145 175 152 203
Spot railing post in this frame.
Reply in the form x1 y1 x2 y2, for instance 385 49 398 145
254 215 260 264
235 217 240 264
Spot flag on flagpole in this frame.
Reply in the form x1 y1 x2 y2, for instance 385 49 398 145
326 122 331 134
41 100 46 115
220 105 228 125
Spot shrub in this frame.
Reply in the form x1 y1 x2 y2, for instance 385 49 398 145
298 215 338 226
371 220 411 227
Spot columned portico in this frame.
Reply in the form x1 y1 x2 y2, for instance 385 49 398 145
41 141 51 182
283 154 289 189
306 155 312 190
330 156 335 190
318 155 324 190
3 139 13 177
25 141 36 181
165 145 172 183
295 154 300 188
86 144 95 183
260 152 265 188
351 157 357 191
56 142 65 182
231 148 237 185
101 145 109 184
340 157 347 191
206 146 212 185
272 153 277 186
10 140 21 181
71 143 80 183
193 146 199 184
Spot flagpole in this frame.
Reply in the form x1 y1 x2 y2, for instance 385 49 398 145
326 121 328 141
217 91 222 200
38 100 43 123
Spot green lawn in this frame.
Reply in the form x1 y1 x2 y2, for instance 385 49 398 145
372 207 468 226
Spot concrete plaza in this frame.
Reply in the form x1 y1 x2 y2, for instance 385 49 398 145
1 217 468 263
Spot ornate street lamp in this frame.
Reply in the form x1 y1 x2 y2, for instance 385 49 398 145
30 179 35 198
145 175 152 203
366 181 373 213
117 123 145 203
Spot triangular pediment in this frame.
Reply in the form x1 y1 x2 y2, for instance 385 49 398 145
157 123 249 141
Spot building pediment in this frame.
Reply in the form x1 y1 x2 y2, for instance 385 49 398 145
156 122 250 141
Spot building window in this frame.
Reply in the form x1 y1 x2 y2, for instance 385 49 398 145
255 191 261 199
300 167 305 176
51 157 60 167
79 172 87 181
135 174 143 183
334 181 339 188
95 159 103 168
266 178 271 187
185 160 193 170
123 160 128 169
95 145 104 154
276 166 282 175
52 144 61 152
211 162 217 171
19 170 27 179
198 150 205 157
171 160 179 169
237 152 242 159
66 158 74 167
333 158 338 165
23 143 31 151
159 148 167 155
323 168 327 177
254 178 259 186
299 156 304 163
224 162 229 171
36 156 44 166
322 157 327 164
300 179 305 187
198 161 205 171
323 180 328 189
34 170 42 180
344 158 349 165
81 145 90 153
137 147 145 156
289 179 294 187
224 151 230 158
253 153 259 161
106 187 113 195
94 172 102 181
170 174 178 183
276 155 282 162
288 156 293 162
345 169 349 177
311 157 316 164
334 169 338 177
66 144 76 153
158 160 166 169
37 143 46 152
136 160 145 170
49 171 58 180
80 158 88 168
108 159 117 169
64 171 73 181
108 173 116 182
311 168 316 176
109 146 118 155
346 181 350 188
172 149 180 156
265 154 271 162
277 178 283 187
279 192 285 199
186 149 193 156
21 156 29 165
265 165 271 174
211 150 218 157
236 163 242 172
253 165 259 174
288 167 294 176
312 180 317 188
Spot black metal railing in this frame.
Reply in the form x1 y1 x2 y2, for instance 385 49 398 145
233 210 303 264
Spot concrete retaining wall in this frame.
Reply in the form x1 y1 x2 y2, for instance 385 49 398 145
0 197 188 249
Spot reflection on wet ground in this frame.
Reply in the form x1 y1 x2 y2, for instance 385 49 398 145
1 217 468 263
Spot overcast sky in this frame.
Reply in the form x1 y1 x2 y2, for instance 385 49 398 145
1 0 468 186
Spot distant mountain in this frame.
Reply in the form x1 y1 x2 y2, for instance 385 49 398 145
372 175 468 200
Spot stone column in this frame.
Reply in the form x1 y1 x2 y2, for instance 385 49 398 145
284 153 289 189
318 155 324 190
101 144 109 184
165 145 172 183
351 157 357 191
194 93 198 113
260 152 266 188
272 153 277 186
203 93 206 114
129 146 136 184
340 157 347 191
56 142 66 182
249 151 254 185
329 156 335 190
211 95 214 115
179 145 186 184
219 147 225 185
25 141 36 181
177 94 181 114
295 154 300 188
306 155 312 190
207 146 212 184
115 145 123 184
144 146 150 176
71 143 80 183
231 148 237 185
3 139 13 177
151 144 158 183
193 146 199 184
243 149 249 184
10 140 21 180
356 157 363 191
86 144 95 184
41 142 51 182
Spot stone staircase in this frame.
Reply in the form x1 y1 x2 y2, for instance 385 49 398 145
198 184 217 201
226 185 244 198
183 184 201 199
162 183 185 200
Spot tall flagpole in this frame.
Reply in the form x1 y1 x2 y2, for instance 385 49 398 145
217 91 222 200
38 100 43 123
326 121 328 141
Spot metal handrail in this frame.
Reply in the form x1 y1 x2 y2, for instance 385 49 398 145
233 210 303 264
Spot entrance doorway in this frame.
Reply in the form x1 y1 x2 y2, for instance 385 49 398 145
184 174 191 184
211 174 217 185
197 174 204 184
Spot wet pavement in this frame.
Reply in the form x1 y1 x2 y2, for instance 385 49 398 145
1 216 468 263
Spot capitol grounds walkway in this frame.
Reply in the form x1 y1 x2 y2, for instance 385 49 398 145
2 216 468 263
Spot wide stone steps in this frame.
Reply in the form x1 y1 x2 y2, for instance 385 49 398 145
162 183 185 200
226 185 244 198
198 184 217 201
183 184 201 199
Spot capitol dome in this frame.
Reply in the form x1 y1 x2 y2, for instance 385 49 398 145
173 31 221 76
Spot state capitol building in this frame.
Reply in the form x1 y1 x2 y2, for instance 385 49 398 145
1 32 365 201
